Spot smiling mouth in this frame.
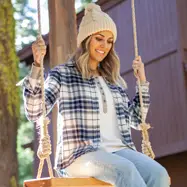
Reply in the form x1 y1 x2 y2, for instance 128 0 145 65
96 49 105 55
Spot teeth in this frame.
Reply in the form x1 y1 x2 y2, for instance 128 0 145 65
96 50 105 54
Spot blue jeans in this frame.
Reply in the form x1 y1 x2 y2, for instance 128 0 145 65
65 149 169 187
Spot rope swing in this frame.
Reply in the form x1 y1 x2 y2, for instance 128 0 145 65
131 0 155 159
36 0 54 179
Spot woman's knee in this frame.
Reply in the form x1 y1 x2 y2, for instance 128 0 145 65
157 166 169 179
158 167 170 184
148 165 170 186
117 159 138 176
116 161 146 187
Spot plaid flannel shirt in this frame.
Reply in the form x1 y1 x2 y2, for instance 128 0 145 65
21 60 150 172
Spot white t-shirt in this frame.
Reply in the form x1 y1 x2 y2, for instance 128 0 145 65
95 76 127 152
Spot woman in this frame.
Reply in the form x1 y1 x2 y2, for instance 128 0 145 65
21 3 169 187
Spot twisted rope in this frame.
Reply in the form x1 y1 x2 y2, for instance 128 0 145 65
36 0 54 179
131 0 155 159
131 1 171 185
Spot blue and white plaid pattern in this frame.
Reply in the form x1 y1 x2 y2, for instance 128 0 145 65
22 60 150 171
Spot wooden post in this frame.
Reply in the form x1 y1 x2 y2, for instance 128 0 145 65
47 0 77 173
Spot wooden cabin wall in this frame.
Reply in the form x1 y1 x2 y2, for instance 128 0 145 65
176 0 187 100
176 0 187 50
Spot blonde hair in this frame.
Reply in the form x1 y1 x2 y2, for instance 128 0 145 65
70 36 127 88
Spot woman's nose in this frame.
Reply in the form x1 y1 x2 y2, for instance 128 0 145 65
100 40 108 48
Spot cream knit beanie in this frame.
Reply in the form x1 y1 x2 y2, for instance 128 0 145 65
77 3 117 47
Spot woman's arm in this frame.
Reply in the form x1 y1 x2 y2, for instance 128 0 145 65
18 37 61 122
128 81 150 130
22 64 61 122
128 56 150 129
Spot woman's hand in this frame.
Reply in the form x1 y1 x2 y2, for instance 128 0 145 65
32 36 46 67
132 56 147 83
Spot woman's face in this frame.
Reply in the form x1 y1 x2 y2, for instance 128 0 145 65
89 30 114 63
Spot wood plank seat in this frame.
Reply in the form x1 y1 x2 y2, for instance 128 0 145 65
24 177 113 187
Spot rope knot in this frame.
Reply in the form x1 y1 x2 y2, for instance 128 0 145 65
37 134 52 160
139 123 151 131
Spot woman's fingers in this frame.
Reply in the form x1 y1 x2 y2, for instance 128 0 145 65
132 56 144 70
32 45 46 55
132 61 141 68
32 38 47 64
134 55 141 61
132 56 146 81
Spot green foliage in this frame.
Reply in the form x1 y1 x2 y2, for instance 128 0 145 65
19 62 30 80
17 121 34 186
13 0 37 50
17 63 33 184
17 62 34 186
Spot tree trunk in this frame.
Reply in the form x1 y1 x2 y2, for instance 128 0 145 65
0 1 19 187
48 0 77 151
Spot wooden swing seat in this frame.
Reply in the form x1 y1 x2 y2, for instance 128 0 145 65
24 177 113 187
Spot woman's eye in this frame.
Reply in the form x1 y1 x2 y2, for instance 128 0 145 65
96 37 102 41
108 41 113 44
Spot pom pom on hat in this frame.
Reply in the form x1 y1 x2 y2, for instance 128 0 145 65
84 3 101 15
77 3 117 47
